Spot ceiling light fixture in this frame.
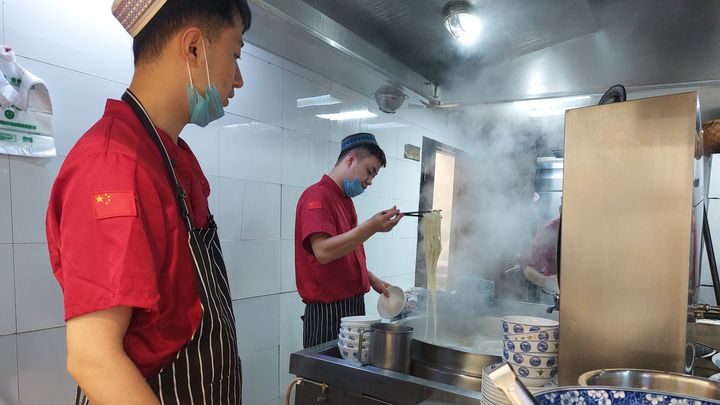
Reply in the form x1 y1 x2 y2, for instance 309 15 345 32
297 94 342 108
443 2 482 45
316 110 377 121
367 122 409 129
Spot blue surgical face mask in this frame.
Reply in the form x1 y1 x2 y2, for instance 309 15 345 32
186 38 225 127
343 162 365 198
343 177 364 198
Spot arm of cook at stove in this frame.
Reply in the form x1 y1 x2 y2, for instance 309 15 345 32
308 207 402 264
66 306 160 405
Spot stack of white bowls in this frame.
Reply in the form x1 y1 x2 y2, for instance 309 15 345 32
481 362 550 405
500 316 559 388
337 315 380 363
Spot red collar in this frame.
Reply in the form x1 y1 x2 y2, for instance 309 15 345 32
320 174 347 199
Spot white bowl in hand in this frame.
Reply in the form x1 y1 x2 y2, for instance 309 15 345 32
377 285 406 318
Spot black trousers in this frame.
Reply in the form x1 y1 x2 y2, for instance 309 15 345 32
302 294 365 348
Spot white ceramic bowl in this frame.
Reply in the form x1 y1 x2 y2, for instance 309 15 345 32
338 328 371 343
340 323 376 333
501 316 558 335
504 339 559 354
482 362 554 392
518 374 554 388
341 315 382 324
337 340 368 362
503 350 558 368
377 286 406 318
508 363 557 387
503 328 559 341
338 334 369 349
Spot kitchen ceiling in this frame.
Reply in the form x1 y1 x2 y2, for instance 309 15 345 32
300 0 598 86
293 0 720 104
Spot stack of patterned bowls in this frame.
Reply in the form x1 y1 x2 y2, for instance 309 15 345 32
501 315 559 387
337 315 380 363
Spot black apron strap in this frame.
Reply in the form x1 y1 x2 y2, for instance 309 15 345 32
121 90 195 231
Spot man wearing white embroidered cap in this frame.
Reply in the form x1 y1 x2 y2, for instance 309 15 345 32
46 0 251 404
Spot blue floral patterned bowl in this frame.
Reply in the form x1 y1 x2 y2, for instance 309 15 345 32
533 387 720 405
502 316 558 334
504 350 558 368
504 339 559 354
504 327 560 341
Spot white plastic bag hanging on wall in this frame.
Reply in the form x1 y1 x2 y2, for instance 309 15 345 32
0 46 55 157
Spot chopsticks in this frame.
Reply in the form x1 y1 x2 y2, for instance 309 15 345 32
399 210 441 217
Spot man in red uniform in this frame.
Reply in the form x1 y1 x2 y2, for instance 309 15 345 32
45 1 250 403
295 133 403 348
523 213 560 293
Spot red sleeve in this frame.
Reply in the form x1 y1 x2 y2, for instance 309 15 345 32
299 190 337 254
49 152 163 320
523 220 559 274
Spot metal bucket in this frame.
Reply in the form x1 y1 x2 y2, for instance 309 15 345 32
361 323 413 373
579 369 720 400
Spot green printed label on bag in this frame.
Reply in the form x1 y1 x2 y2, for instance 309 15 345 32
4 109 15 119
22 136 32 144
0 118 35 130
0 132 16 142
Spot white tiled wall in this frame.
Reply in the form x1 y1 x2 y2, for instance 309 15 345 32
0 334 19 405
17 328 75 405
0 1 464 403
0 244 15 336
9 157 63 243
701 160 720 305
13 243 63 333
216 176 247 241
227 53 283 126
219 115 282 183
0 156 13 244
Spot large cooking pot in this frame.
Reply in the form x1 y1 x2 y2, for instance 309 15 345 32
578 368 720 400
397 315 503 390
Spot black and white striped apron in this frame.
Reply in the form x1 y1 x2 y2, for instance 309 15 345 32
302 294 365 348
75 89 241 404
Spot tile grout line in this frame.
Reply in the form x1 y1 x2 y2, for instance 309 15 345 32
8 158 20 405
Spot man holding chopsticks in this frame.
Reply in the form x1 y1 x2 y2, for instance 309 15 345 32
294 132 404 348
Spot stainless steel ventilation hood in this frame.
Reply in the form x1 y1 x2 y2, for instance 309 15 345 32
247 0 720 109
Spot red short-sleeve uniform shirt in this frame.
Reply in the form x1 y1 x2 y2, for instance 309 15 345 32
523 217 561 276
46 99 209 377
294 175 370 303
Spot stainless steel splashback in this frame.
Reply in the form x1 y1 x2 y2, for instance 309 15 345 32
558 92 702 385
535 157 564 192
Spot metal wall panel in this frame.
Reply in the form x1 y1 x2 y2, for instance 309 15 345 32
558 92 697 385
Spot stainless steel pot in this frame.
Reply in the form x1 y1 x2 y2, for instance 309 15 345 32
578 368 720 400
397 316 503 390
360 323 413 373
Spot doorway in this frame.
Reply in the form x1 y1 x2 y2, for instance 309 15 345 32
415 137 462 290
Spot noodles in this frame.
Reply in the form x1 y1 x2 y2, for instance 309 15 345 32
422 211 442 342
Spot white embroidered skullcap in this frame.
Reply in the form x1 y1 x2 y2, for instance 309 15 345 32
111 0 168 37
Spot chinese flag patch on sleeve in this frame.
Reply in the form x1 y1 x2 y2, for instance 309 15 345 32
91 191 137 220
308 200 322 210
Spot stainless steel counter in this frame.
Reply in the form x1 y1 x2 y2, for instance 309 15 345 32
289 341 484 405
289 300 558 404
